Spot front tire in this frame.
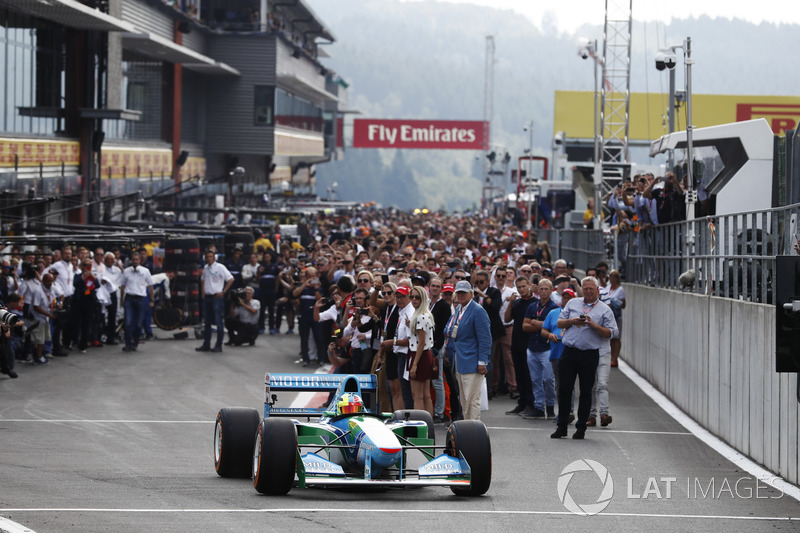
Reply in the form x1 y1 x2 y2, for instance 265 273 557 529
214 407 260 478
252 418 297 495
446 420 492 496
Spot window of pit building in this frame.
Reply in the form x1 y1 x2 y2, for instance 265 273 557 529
254 86 274 126
274 88 323 132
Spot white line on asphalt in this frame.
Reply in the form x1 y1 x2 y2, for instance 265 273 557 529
487 426 692 436
0 419 212 424
618 359 800 503
0 516 36 533
0 508 798 521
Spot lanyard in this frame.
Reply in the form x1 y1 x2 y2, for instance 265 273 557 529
457 300 470 324
384 304 396 333
583 300 598 315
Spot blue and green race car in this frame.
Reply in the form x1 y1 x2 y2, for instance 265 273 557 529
213 372 492 496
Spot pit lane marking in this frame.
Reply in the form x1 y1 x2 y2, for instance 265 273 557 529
487 426 693 436
618 359 800 503
1 509 799 521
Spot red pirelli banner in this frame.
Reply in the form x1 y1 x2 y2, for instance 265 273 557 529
352 119 489 150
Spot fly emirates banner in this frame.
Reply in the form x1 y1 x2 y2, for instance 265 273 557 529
352 119 489 150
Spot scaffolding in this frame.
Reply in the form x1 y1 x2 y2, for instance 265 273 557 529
599 0 632 187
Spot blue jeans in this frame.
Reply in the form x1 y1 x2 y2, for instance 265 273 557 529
202 296 225 349
432 348 445 417
124 295 147 349
527 348 556 411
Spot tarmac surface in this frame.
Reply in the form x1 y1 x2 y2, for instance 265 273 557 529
1 327 799 532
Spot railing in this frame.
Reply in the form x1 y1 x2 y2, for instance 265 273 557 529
537 228 610 271
537 202 800 304
624 202 800 303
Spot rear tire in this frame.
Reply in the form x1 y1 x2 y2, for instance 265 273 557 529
446 420 492 496
214 407 260 478
252 418 297 495
392 409 435 443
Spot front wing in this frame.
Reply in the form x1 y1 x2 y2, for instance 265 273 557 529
295 447 475 490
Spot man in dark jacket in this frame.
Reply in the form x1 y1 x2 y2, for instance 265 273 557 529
472 269 505 398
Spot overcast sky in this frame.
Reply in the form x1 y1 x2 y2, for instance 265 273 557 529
401 0 799 34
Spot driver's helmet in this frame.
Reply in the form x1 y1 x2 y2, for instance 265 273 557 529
336 393 364 415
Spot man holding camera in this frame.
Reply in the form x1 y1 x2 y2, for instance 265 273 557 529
225 286 260 346
551 276 617 440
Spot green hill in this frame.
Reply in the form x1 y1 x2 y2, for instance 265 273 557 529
309 0 798 209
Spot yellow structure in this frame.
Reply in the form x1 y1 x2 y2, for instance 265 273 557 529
554 91 800 140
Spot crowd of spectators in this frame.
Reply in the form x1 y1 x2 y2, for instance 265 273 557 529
0 211 627 439
0 244 169 378
199 210 625 435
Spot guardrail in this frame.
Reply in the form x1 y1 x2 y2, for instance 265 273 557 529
537 201 800 304
624 202 800 303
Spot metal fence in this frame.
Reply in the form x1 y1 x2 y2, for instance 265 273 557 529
537 202 800 304
623 202 800 303
538 228 608 271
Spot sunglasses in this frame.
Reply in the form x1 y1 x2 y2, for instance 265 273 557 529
410 294 422 301
358 279 371 283
495 275 506 279
455 276 466 280
381 290 394 295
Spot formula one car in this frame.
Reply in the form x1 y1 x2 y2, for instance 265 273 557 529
213 372 492 496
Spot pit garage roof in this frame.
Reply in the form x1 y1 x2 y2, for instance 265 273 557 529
0 0 137 32
122 32 241 76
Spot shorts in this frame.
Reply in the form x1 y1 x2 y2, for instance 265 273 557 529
407 349 435 381
30 320 51 346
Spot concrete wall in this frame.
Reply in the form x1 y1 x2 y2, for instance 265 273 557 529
623 284 800 485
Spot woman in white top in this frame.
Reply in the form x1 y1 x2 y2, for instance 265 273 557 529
407 285 435 416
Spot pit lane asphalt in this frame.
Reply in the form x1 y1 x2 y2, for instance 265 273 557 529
1 330 798 533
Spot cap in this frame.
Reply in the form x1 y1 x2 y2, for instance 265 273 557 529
454 280 472 293
562 288 576 298
442 284 455 293
566 261 575 268
542 269 555 277
395 286 410 296
411 275 426 285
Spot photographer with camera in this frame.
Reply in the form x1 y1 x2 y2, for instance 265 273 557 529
341 288 373 373
224 287 260 346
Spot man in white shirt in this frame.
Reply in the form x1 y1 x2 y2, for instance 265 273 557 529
197 250 234 353
45 246 77 350
100 252 123 345
119 252 154 352
495 266 519 399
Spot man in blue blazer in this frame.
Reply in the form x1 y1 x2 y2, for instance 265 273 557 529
446 280 493 420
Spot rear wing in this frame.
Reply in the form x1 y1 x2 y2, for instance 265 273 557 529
264 372 378 418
